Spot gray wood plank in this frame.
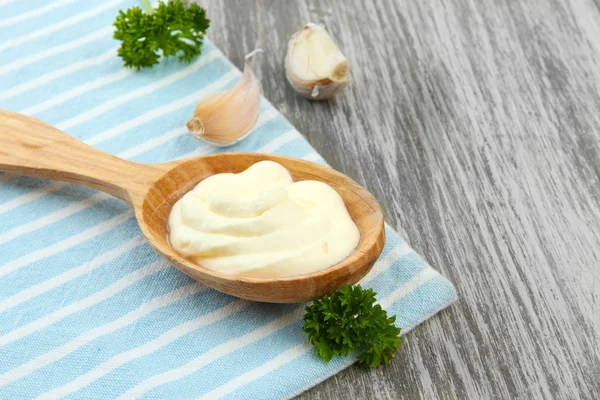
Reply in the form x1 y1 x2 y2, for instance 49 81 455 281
192 0 600 398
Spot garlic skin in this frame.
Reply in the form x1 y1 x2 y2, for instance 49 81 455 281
285 23 350 100
187 50 262 146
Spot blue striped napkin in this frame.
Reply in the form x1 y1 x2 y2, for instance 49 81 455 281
0 1 457 398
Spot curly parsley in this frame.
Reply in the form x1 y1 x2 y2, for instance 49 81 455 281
303 284 402 368
113 0 210 70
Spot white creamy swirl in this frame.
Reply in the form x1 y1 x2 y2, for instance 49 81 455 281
168 161 360 278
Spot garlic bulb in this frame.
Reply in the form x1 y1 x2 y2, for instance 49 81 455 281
285 23 350 100
187 50 262 146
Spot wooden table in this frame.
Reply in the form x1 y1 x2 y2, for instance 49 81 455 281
199 0 600 398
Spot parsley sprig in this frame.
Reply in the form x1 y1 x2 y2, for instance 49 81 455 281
113 0 210 70
303 284 402 368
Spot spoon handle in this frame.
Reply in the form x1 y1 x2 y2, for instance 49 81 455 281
0 109 169 205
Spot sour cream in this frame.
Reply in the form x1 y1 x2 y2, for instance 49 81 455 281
167 161 360 278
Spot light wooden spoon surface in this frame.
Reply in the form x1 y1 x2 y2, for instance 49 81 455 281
0 109 385 303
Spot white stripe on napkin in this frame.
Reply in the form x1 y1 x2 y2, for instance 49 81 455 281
303 152 322 162
0 106 280 276
23 49 221 117
21 69 132 116
196 343 310 400
0 57 230 224
210 268 439 400
0 193 107 245
0 260 168 348
0 48 118 102
381 268 438 307
86 66 236 144
257 130 298 153
42 241 405 399
57 50 223 132
0 182 65 216
0 283 206 386
0 0 77 29
121 248 426 400
0 236 145 313
120 107 279 160
34 300 252 400
119 127 189 159
118 308 307 400
0 27 112 77
0 0 124 52
0 211 132 279
0 135 309 319
0 0 18 8
0 61 236 243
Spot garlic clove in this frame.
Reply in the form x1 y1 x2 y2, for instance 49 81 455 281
187 50 263 146
285 23 350 100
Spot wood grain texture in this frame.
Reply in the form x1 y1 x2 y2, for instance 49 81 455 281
0 109 169 205
0 111 384 303
141 153 385 303
191 0 600 398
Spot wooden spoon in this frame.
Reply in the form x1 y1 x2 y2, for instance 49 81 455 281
0 110 385 303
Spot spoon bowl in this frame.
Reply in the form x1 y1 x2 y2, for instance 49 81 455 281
0 110 385 302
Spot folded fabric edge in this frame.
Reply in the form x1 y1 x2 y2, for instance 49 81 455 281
204 38 459 399
284 286 457 400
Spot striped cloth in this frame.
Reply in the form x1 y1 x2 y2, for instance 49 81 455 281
0 1 457 399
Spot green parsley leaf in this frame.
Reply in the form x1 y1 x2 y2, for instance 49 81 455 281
113 0 210 70
302 284 402 368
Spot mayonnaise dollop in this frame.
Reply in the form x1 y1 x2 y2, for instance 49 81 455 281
167 161 360 278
